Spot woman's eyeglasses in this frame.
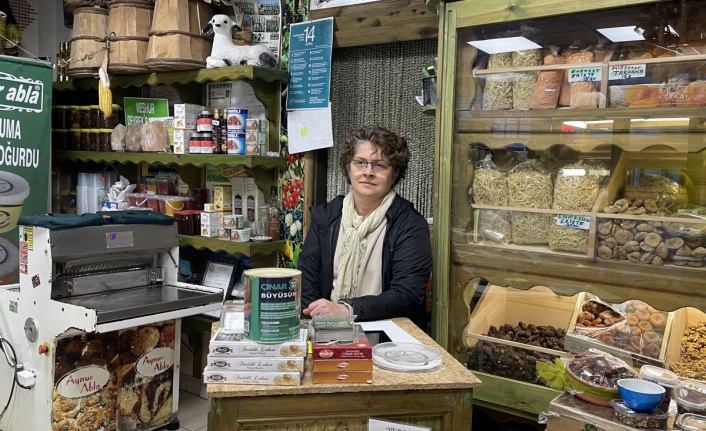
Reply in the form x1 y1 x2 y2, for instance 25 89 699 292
350 158 391 173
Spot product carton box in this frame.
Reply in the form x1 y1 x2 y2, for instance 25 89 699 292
231 176 245 216
213 184 232 211
203 370 301 386
243 177 265 235
312 359 373 372
312 337 372 360
174 103 202 129
209 328 308 357
201 210 221 237
246 119 260 131
173 129 194 154
206 356 304 372
312 371 373 384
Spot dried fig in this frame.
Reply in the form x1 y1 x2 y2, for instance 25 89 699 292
624 241 640 253
597 245 613 260
644 199 658 213
603 205 619 214
620 220 637 230
676 245 693 256
614 229 634 245
693 247 706 258
655 242 669 259
665 237 684 250
627 252 642 263
635 207 648 215
640 253 655 264
652 256 664 265
634 232 648 243
655 207 672 217
685 239 702 250
598 221 614 236
624 207 638 215
602 237 618 249
637 223 655 232
644 233 662 248
614 199 630 213
640 242 655 252
613 246 628 260
632 199 644 207
688 261 705 267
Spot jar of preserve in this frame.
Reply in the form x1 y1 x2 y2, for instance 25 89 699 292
89 105 100 129
79 106 91 128
69 128 81 150
174 211 193 235
188 210 201 236
52 129 69 151
201 132 214 154
193 187 208 210
79 129 90 151
69 105 80 129
52 105 70 129
197 110 213 132
112 104 123 126
189 132 200 154
87 129 99 151
98 129 112 151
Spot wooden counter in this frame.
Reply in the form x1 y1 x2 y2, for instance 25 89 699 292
207 318 482 430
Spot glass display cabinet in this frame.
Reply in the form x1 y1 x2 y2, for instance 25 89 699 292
432 0 706 417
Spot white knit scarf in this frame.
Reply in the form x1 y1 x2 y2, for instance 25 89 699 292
333 190 396 300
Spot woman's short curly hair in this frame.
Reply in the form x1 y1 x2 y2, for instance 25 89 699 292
339 125 410 187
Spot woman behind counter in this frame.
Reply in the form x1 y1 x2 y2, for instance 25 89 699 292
300 125 432 329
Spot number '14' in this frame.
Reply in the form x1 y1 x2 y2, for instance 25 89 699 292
304 26 315 42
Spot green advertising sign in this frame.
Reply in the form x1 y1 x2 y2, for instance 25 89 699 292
0 57 51 284
123 97 170 126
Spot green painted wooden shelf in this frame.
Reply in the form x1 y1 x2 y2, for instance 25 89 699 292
179 235 285 256
54 151 286 170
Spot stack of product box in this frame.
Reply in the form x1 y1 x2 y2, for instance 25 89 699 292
310 317 373 384
200 177 267 239
204 327 308 386
245 118 268 155
173 103 203 154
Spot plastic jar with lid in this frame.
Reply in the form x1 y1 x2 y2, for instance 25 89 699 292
676 382 706 415
174 211 194 235
53 105 70 129
675 413 706 430
69 129 81 150
89 105 100 129
69 105 80 129
189 132 201 154
201 132 214 154
86 129 99 151
52 129 69 151
197 110 214 132
98 129 112 152
79 129 90 151
193 188 208 210
156 178 175 195
112 104 123 126
79 106 91 128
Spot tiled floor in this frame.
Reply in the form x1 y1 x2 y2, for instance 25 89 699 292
175 390 209 431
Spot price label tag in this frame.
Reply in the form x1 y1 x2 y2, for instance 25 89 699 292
556 214 591 230
609 64 646 80
368 418 431 431
568 67 602 83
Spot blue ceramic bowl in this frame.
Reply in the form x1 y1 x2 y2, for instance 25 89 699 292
618 378 666 411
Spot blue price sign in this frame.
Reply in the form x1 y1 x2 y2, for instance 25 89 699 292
286 18 333 110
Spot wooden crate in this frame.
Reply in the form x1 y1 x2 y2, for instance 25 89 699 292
465 285 578 384
565 292 674 369
664 307 706 377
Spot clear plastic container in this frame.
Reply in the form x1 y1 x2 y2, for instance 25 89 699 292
676 413 706 430
126 192 147 208
610 399 668 428
640 365 680 400
676 381 706 415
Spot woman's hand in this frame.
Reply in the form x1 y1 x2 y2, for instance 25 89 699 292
303 299 350 317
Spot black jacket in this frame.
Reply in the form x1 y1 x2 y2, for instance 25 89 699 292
299 194 432 329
